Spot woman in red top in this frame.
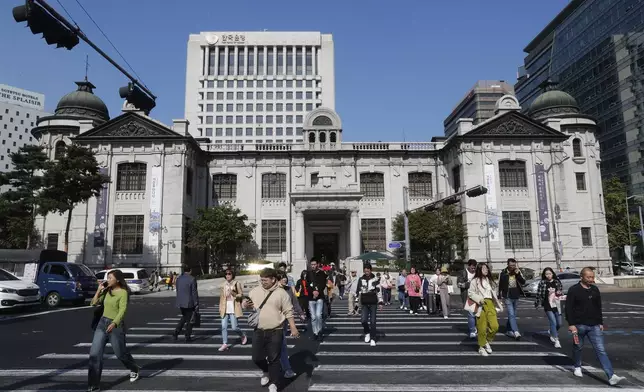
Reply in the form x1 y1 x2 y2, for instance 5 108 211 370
295 270 310 320
405 266 423 315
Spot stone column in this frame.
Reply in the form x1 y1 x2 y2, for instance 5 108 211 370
295 210 305 263
350 209 361 257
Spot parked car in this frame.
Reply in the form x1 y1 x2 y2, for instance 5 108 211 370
95 268 150 293
522 272 581 297
613 262 644 276
0 268 41 310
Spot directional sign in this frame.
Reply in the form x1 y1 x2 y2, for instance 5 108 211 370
388 242 402 249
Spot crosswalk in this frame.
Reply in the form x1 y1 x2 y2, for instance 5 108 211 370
307 299 643 392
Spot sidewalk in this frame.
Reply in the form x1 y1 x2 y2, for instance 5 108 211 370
144 274 260 298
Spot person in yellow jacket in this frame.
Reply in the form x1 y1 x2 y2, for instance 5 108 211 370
218 269 248 351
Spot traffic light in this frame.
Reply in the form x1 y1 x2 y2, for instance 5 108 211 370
466 185 488 198
443 195 460 205
13 1 79 50
119 83 156 113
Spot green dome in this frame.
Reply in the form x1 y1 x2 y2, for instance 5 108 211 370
54 80 109 122
529 82 579 119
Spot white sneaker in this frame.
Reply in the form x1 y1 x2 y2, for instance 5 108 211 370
573 367 583 378
284 369 296 379
129 369 140 383
609 374 625 386
484 343 492 354
409 310 414 314
399 305 403 309
370 339 376 347
514 331 522 339
443 315 448 319
364 333 370 343
260 374 270 386
268 384 278 392
554 339 561 349
506 331 515 338
478 347 489 356
549 335 556 343
469 332 477 339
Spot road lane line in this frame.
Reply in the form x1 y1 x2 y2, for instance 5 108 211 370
0 369 261 377
320 341 538 346
38 353 252 361
611 302 644 308
315 364 602 372
73 342 294 348
316 351 567 357
0 306 91 322
308 385 643 392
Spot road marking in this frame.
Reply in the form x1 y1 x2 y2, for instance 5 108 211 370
73 342 294 349
308 385 643 392
125 333 296 339
327 320 466 325
324 333 468 337
146 322 305 328
611 302 644 308
38 353 252 361
316 351 567 357
0 306 91 322
320 341 537 346
0 369 262 377
314 364 602 372
0 390 245 392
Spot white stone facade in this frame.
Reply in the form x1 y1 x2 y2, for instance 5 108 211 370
32 95 612 277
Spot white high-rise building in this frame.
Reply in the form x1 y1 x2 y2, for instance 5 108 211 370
0 84 49 172
184 31 335 143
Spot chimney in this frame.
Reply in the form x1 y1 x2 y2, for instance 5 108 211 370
456 118 474 136
78 119 94 135
173 119 190 136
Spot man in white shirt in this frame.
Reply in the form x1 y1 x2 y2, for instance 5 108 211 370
458 259 478 338
345 271 359 315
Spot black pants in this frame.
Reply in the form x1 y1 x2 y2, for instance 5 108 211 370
409 296 421 314
298 296 310 319
361 304 377 335
252 328 283 386
174 307 194 337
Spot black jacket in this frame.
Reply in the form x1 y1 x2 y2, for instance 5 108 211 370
498 268 526 299
306 269 328 299
356 273 382 305
565 283 603 326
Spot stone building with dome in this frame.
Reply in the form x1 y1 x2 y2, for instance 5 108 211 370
31 80 612 276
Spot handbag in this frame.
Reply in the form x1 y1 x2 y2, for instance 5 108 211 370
464 298 479 314
91 294 105 330
247 290 274 329
191 309 201 328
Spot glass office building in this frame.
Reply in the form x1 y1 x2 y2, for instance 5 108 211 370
515 0 644 193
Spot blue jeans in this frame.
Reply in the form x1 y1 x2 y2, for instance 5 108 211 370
221 314 246 345
467 311 476 334
397 290 409 307
308 299 324 335
505 298 519 333
280 324 291 372
546 310 562 339
573 324 614 378
88 317 139 388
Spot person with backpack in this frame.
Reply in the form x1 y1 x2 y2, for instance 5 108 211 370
356 263 384 346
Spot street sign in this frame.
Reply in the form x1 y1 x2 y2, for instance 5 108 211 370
388 242 402 249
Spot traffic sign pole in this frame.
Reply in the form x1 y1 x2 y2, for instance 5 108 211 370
403 186 411 264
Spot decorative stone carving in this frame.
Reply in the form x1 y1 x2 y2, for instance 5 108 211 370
487 120 536 135
106 121 162 137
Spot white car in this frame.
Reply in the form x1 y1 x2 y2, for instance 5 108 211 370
95 268 150 293
0 268 41 309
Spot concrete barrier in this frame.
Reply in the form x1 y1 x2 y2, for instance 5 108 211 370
614 275 644 288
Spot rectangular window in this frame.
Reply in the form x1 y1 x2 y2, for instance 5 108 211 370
256 103 264 111
247 49 254 75
452 165 461 192
117 163 146 191
258 47 265 75
238 50 245 75
205 128 213 137
216 116 223 124
228 50 235 75
262 220 287 254
360 173 385 197
236 115 243 124
499 161 527 188
46 233 58 250
257 91 264 100
286 92 293 99
226 128 233 136
226 104 233 112
267 103 274 112
276 103 283 111
286 47 294 74
246 115 253 123
267 47 274 75
226 116 233 124
306 47 313 75
266 127 273 136
216 104 223 112
296 92 303 100
213 174 237 200
247 92 253 100
113 215 144 254
306 103 313 111
206 92 214 100
267 92 274 99
236 104 243 111
227 80 234 88
246 128 253 136
576 173 587 191
246 103 253 111
217 92 224 100
581 227 592 246
236 92 243 100
286 103 293 111
409 172 432 198
502 211 533 249
296 103 303 111
215 128 223 136
185 167 193 196
296 47 303 75
277 47 284 75
262 173 287 198
361 219 386 252
218 51 225 75
256 80 263 88
306 91 313 99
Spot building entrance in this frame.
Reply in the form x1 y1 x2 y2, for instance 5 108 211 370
313 233 339 265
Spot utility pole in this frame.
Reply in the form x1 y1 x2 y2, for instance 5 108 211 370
403 186 411 264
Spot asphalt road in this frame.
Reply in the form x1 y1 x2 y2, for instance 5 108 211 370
0 290 643 391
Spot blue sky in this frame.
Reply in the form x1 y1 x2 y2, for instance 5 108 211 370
0 0 567 141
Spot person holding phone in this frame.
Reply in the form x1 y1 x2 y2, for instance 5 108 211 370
87 270 140 392
498 258 526 340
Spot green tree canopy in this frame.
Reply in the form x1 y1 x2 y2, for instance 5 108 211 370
40 145 110 252
392 205 465 271
603 177 640 255
187 204 256 273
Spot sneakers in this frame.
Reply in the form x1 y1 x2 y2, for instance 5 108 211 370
506 331 515 338
469 332 477 339
553 339 561 349
409 310 414 314
364 333 371 343
478 347 489 356
284 369 296 379
549 334 556 344
483 343 492 354
241 335 248 345
443 315 448 319
609 374 625 386
370 339 376 347
573 367 583 378
87 387 100 392
129 368 140 383
514 331 522 340
268 384 278 392
260 374 270 386
218 344 229 352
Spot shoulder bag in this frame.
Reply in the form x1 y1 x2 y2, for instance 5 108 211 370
91 294 106 330
247 290 274 329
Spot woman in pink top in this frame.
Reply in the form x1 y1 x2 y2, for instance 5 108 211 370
405 267 422 315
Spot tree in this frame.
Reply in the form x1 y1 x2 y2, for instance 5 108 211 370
392 205 465 270
0 145 50 248
603 177 640 256
187 204 256 273
40 145 110 253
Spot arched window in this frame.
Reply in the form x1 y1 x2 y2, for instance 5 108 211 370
54 141 66 160
116 162 147 191
498 160 527 188
212 173 237 200
312 115 333 126
262 173 287 199
573 138 582 157
319 132 327 143
360 173 385 198
330 132 337 143
408 172 432 198
309 132 316 143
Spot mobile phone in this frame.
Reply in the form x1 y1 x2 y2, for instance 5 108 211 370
102 282 108 288
236 295 252 303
